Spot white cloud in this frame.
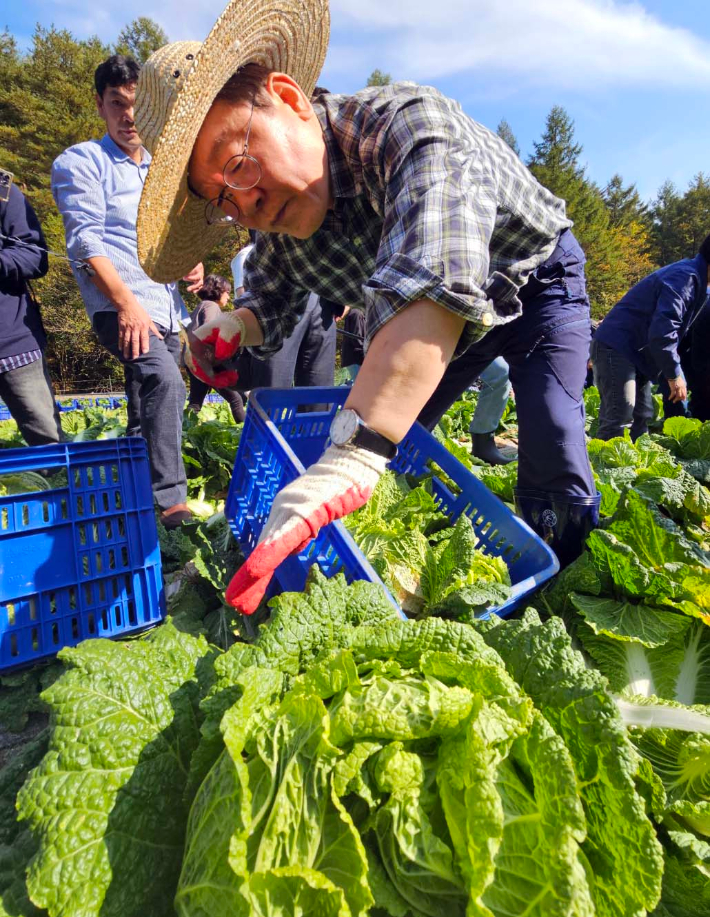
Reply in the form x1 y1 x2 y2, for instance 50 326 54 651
329 0 710 90
24 0 710 93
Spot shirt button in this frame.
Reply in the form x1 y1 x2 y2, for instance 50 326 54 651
481 311 493 327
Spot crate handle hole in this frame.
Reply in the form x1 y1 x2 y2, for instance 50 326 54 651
33 627 40 650
42 502 50 523
21 504 29 526
1 507 8 530
6 602 15 626
10 633 18 656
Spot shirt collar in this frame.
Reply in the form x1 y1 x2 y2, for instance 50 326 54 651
314 101 357 204
100 133 151 167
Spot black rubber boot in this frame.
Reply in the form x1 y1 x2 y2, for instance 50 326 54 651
514 489 601 569
471 431 515 465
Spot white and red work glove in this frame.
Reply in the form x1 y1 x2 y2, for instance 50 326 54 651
184 312 246 389
226 444 388 614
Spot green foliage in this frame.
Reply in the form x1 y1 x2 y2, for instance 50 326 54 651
496 118 520 155
366 68 392 86
344 473 512 617
115 18 168 64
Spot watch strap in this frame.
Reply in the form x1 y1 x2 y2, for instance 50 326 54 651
352 423 397 460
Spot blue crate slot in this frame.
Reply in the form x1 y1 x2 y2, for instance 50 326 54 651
0 438 164 672
225 387 559 621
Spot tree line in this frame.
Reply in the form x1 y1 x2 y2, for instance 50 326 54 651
1 23 707 391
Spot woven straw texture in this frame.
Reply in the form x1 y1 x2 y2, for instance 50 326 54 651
135 0 330 282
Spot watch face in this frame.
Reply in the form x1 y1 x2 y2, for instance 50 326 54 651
331 409 359 445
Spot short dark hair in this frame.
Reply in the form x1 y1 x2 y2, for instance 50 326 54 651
215 62 273 109
197 274 231 301
94 55 141 97
699 233 710 264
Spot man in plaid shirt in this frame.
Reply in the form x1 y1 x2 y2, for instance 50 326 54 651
136 53 600 613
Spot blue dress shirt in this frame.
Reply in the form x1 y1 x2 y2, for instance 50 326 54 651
51 134 186 330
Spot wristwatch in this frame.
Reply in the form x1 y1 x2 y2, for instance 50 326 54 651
329 408 397 460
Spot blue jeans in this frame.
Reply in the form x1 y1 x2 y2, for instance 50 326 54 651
0 355 63 445
591 339 654 441
93 313 187 510
419 230 595 497
469 357 511 435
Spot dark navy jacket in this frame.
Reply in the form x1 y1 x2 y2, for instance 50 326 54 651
0 184 49 360
595 253 709 381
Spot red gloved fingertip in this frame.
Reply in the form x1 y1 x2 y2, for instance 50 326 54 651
214 334 242 362
225 565 272 615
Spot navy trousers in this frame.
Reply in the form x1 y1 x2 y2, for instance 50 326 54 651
418 230 595 498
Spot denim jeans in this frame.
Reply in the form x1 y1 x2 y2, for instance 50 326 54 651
93 312 187 510
0 355 63 445
469 357 511 434
591 339 654 441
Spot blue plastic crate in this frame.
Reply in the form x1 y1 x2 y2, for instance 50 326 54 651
0 402 12 421
226 387 559 620
0 438 165 672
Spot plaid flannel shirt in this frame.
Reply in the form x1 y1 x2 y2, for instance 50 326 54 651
241 81 572 359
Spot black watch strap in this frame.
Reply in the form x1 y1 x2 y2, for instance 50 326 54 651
352 424 397 460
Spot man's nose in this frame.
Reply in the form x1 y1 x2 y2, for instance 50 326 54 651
235 185 264 223
125 107 135 124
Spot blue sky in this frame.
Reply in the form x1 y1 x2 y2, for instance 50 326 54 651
4 0 709 202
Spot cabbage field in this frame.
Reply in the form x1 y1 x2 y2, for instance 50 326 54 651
0 389 709 917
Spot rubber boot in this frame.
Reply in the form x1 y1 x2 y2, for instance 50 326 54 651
471 431 515 466
514 488 601 569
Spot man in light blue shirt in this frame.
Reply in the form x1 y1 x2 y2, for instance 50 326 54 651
52 55 203 527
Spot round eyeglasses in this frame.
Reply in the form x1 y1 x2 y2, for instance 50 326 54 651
204 98 262 226
204 153 262 225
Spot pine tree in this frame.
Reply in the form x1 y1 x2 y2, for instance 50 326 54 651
115 18 168 64
650 180 685 264
366 69 392 87
676 173 710 256
603 174 649 228
528 106 616 313
496 119 520 156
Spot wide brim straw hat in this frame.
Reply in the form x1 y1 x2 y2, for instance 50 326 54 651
135 0 330 283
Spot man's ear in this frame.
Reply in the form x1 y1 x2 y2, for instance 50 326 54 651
95 92 105 117
265 72 312 120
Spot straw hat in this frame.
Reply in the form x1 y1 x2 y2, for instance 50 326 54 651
135 0 330 283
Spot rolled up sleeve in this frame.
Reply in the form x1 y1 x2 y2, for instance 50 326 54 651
51 151 108 262
361 97 521 355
